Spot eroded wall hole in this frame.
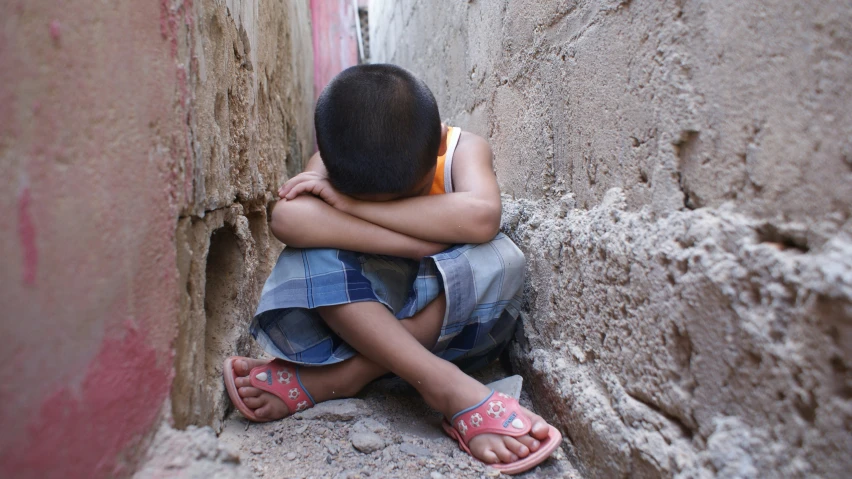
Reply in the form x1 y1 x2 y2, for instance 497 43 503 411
203 226 246 428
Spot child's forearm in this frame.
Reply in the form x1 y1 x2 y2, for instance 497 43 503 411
270 195 448 260
339 132 503 245
341 192 501 245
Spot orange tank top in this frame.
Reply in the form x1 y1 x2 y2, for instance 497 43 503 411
429 126 461 195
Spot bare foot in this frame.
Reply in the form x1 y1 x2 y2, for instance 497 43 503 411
230 356 374 421
428 372 556 466
232 358 292 420
466 406 553 464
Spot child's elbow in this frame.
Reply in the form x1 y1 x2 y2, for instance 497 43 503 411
470 203 502 243
270 196 318 247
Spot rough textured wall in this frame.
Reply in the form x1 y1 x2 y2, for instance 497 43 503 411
169 0 313 434
0 0 312 477
371 1 852 477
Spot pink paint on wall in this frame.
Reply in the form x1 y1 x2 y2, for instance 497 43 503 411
16 187 37 286
310 0 359 108
48 20 61 42
0 323 172 478
0 1 190 477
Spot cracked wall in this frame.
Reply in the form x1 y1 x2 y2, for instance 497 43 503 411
1 0 312 477
170 0 313 434
370 0 852 477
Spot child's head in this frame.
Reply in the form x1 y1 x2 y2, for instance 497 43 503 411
315 64 441 199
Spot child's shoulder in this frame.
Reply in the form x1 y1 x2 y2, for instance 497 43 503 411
448 129 498 192
451 129 493 169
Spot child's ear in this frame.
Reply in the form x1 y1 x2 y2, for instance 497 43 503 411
441 123 448 142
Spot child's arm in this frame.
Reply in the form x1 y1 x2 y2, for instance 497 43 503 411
273 152 448 259
270 195 448 260
282 132 502 245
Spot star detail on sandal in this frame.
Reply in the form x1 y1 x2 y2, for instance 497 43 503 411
486 401 506 419
277 369 293 384
470 413 483 427
457 420 468 436
288 388 300 400
295 401 309 411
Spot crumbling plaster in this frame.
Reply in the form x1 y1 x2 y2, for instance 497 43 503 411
170 0 314 432
371 0 852 477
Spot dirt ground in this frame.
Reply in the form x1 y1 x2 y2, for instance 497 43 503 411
217 362 582 479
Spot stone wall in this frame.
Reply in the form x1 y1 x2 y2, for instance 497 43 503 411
0 0 313 477
169 0 314 433
370 1 852 477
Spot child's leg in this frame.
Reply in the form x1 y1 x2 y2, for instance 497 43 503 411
233 293 446 418
317 301 554 466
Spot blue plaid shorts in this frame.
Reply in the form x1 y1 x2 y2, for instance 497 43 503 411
250 233 525 370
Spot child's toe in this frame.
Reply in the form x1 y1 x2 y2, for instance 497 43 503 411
515 434 540 452
520 406 552 440
242 396 265 409
238 386 262 398
233 357 269 377
233 359 251 376
504 437 530 458
531 421 550 440
478 449 499 464
494 444 518 464
254 404 274 419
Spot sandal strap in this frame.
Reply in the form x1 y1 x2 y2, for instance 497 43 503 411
248 359 315 414
449 390 532 443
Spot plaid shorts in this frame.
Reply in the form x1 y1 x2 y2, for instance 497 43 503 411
250 233 525 370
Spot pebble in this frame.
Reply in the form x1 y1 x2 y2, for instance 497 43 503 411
286 452 297 461
217 444 241 464
250 446 263 455
335 471 361 479
349 432 386 453
399 443 432 457
351 418 388 434
430 472 444 479
166 457 188 469
297 399 372 422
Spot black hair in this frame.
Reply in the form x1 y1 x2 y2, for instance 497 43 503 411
314 64 442 195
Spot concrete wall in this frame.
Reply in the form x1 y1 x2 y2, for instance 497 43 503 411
311 0 359 108
169 0 314 434
371 1 852 477
0 1 313 477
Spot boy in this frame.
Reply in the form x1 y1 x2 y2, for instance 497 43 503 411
224 65 560 474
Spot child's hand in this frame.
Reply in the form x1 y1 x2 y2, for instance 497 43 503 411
278 172 352 211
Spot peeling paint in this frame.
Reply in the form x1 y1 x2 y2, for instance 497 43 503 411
48 20 61 43
16 186 37 286
0 324 171 479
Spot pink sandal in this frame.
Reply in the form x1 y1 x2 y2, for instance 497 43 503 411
223 356 315 422
442 390 563 475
